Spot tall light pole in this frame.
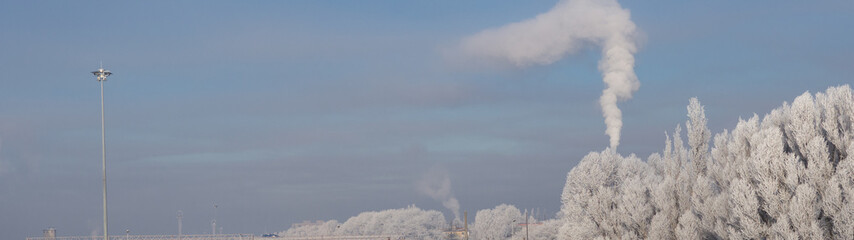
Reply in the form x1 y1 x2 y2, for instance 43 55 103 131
92 66 111 240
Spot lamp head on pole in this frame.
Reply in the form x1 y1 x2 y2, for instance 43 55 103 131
92 68 112 81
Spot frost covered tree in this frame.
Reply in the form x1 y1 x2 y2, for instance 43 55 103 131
559 150 657 239
522 219 561 240
471 204 560 240
279 205 447 239
560 85 854 239
280 85 854 240
471 204 522 240
281 219 341 237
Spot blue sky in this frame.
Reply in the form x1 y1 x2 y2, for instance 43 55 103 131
1 1 852 239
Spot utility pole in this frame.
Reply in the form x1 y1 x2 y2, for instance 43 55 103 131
92 66 112 240
525 210 529 240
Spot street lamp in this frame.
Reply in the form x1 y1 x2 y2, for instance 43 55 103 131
91 66 111 240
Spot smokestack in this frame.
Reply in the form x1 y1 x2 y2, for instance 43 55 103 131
464 211 468 240
459 0 640 150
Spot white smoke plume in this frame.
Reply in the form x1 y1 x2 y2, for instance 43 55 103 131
416 167 461 222
459 0 639 150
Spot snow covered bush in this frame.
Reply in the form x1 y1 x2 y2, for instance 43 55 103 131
560 85 854 239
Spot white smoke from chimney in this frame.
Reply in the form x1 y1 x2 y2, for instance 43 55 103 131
416 167 461 222
458 0 639 149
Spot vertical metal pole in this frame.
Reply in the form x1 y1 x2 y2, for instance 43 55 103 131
101 79 109 240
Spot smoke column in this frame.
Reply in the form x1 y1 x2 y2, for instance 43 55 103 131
459 0 639 149
417 167 461 222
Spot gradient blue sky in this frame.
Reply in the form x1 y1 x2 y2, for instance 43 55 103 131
1 1 852 239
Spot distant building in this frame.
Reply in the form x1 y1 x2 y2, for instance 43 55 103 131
443 227 469 240
43 228 56 240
